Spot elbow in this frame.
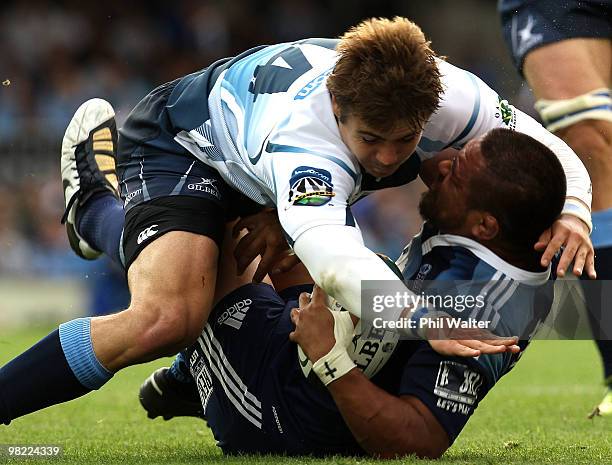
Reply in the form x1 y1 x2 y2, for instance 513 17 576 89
363 422 449 460
316 258 363 307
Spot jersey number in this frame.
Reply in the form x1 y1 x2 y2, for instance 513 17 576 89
248 47 312 101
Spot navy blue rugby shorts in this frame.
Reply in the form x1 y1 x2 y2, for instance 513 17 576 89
499 0 612 73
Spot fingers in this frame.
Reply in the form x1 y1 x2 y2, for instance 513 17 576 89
232 209 276 238
459 339 516 355
430 340 480 357
270 253 301 275
232 217 247 238
290 307 300 325
540 232 565 268
298 292 311 309
585 249 597 279
233 231 265 275
310 285 327 304
451 345 481 358
534 228 551 252
555 236 580 278
571 243 591 277
252 247 278 283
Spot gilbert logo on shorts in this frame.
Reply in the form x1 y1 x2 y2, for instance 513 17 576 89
137 224 159 245
217 299 252 330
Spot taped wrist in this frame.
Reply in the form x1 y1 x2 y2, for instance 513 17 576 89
312 347 356 386
312 310 356 385
562 198 593 233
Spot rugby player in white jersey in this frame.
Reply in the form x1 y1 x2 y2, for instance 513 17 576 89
0 17 593 426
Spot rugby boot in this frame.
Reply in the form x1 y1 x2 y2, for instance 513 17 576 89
60 98 120 259
139 368 204 421
588 380 612 419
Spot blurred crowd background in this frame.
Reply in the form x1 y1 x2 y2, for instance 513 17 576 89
0 0 532 319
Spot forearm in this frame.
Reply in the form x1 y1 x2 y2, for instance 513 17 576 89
327 369 445 458
293 225 407 318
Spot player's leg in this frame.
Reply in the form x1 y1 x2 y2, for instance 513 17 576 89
60 98 125 267
0 89 227 424
522 37 612 415
139 221 268 420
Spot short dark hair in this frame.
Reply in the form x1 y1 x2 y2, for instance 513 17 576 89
468 128 566 247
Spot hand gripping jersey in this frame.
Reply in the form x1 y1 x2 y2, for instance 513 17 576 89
166 39 591 245
188 224 555 455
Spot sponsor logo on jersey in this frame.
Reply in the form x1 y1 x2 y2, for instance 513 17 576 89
434 361 482 416
124 188 142 207
217 298 252 330
294 68 333 100
137 224 159 245
496 96 514 126
288 166 335 206
187 178 220 199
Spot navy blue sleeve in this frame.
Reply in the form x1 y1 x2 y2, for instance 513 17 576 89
395 343 500 444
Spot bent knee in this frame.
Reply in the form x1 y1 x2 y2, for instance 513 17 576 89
129 300 208 356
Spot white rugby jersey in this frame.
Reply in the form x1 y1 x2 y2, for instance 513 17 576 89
170 39 591 244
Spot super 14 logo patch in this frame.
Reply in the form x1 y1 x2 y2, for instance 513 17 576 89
288 166 335 206
434 361 483 416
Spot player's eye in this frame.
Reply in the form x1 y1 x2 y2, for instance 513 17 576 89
361 136 379 144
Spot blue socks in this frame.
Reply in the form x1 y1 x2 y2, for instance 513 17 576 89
76 192 125 269
0 322 113 424
168 351 193 384
0 191 124 424
581 208 612 383
59 318 114 390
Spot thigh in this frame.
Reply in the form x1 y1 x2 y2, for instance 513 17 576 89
524 38 612 99
127 230 219 328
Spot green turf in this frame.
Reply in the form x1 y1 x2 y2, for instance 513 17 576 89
0 327 610 464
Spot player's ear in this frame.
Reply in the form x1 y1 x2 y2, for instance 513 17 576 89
331 94 344 122
331 93 341 120
470 212 499 241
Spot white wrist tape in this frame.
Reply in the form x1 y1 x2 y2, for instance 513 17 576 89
312 310 356 386
562 198 593 233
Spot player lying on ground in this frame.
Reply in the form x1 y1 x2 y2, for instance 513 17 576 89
139 128 565 459
499 0 612 417
0 17 592 426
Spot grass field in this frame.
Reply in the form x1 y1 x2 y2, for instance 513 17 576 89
1 327 611 465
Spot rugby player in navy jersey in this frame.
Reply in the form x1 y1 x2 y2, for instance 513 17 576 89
0 17 592 427
138 128 565 458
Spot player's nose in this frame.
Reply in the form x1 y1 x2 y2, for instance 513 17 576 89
376 145 404 166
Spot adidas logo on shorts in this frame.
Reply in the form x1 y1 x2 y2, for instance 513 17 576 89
217 299 252 330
